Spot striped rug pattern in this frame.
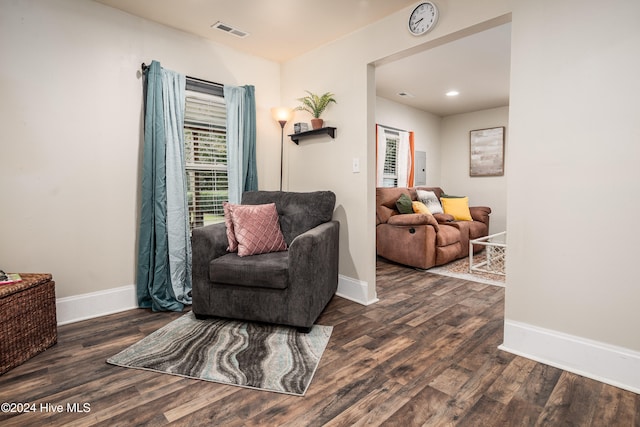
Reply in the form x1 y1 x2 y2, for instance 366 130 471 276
107 312 332 396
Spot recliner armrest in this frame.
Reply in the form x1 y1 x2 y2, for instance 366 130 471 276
470 206 491 225
433 213 455 224
388 213 439 230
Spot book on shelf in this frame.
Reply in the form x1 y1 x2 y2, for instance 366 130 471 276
0 272 22 285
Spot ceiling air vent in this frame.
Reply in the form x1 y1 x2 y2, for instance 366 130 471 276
211 21 249 38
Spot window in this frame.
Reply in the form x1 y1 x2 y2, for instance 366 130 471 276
382 131 399 187
184 90 227 230
377 125 414 188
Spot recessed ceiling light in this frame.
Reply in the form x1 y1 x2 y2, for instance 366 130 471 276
398 92 415 98
446 90 460 97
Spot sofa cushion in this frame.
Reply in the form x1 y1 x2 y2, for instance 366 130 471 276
416 190 444 214
441 196 473 221
210 251 289 289
396 193 414 214
222 202 239 252
228 203 287 257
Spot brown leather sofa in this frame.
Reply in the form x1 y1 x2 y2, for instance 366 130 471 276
376 186 491 269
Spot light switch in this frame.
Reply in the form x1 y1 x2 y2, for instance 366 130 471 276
352 157 360 173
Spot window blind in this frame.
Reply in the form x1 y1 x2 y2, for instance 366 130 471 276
184 90 228 229
383 131 399 187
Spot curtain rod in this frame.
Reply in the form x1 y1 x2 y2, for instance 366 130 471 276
141 62 223 89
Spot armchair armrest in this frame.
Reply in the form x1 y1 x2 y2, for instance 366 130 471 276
470 206 491 225
191 223 228 286
289 221 340 282
288 221 340 325
387 213 439 230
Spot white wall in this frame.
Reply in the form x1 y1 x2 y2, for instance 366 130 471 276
502 0 640 392
0 0 281 303
375 96 442 186
441 107 508 233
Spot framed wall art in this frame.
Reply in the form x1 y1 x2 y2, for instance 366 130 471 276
470 126 505 177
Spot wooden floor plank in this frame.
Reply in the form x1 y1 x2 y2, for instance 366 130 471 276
384 384 452 426
484 351 538 405
0 257 637 426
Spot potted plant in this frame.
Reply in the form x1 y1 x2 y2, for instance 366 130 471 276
295 91 337 129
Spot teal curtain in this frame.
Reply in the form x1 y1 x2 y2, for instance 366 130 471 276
137 60 190 312
163 69 192 306
224 85 258 203
242 86 258 192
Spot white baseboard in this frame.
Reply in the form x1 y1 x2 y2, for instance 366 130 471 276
56 275 378 325
336 274 379 306
500 319 640 394
56 276 379 324
56 284 138 325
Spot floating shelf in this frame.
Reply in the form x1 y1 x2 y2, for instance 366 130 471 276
288 127 336 144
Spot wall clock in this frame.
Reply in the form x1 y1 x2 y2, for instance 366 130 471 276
408 2 439 36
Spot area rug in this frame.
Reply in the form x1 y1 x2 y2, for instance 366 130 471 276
428 253 505 287
107 312 332 396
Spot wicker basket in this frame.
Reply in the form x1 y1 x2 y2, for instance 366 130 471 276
0 273 57 375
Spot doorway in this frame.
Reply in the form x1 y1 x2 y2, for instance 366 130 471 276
372 21 512 291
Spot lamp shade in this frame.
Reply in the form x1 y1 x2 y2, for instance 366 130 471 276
271 107 293 123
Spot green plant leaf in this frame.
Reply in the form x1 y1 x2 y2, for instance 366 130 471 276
295 91 337 118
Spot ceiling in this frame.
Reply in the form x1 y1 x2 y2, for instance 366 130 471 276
94 0 418 62
94 0 511 116
376 23 511 116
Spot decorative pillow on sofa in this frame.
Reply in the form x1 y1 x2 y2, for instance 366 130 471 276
395 193 414 214
412 201 432 215
226 203 287 257
440 196 473 221
416 190 444 214
222 202 239 252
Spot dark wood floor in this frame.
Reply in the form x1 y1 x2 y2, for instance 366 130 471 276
1 259 638 426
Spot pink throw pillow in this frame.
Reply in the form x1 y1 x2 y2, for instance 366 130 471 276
229 203 287 257
223 202 239 252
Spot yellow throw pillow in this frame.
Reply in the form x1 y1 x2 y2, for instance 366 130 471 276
440 197 472 221
412 201 432 215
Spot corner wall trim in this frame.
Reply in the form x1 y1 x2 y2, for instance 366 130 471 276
500 319 640 394
56 284 138 325
336 274 378 306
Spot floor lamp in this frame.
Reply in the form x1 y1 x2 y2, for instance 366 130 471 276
271 107 293 191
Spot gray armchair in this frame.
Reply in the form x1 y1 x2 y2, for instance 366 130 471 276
191 190 339 331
